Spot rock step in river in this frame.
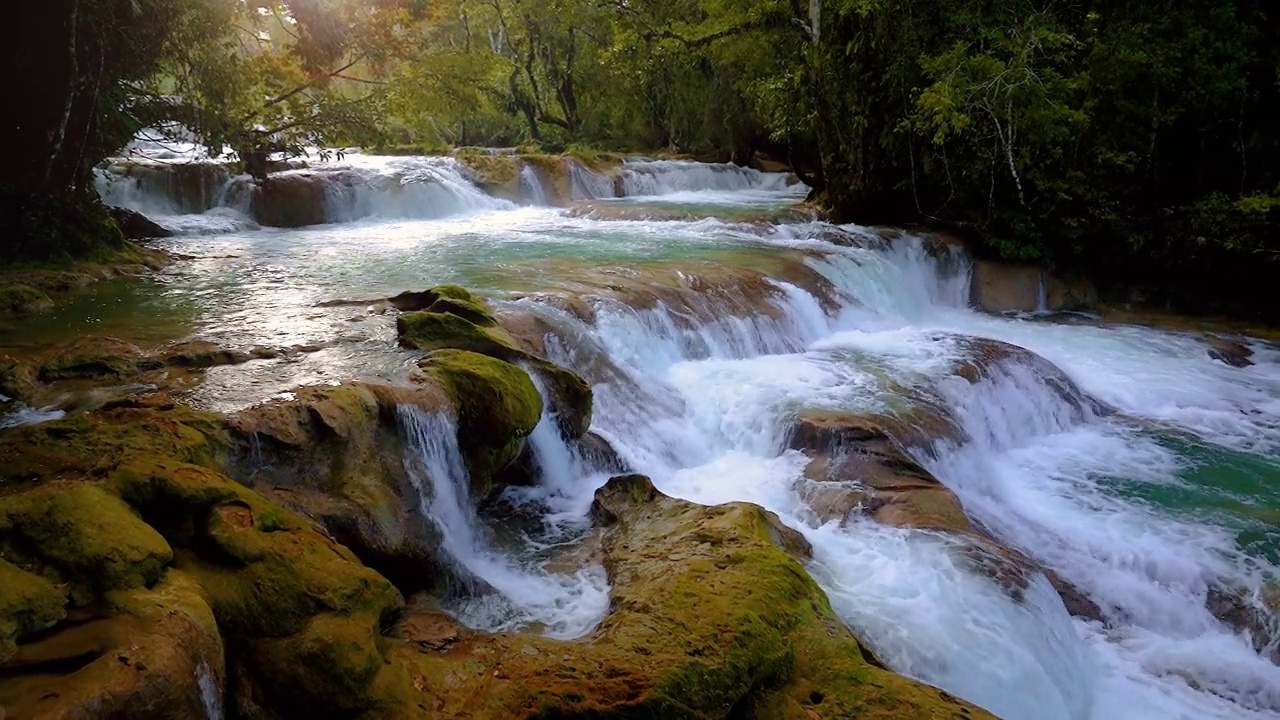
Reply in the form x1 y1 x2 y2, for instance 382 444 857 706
0 151 1277 720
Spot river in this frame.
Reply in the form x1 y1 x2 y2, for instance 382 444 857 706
18 150 1279 719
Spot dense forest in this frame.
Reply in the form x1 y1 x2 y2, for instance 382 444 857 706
3 0 1278 316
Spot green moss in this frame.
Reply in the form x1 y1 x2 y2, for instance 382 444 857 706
0 405 229 483
456 155 523 200
420 349 542 493
397 310 518 355
394 285 594 439
0 481 173 605
527 357 593 438
249 613 387 716
0 557 67 661
0 284 54 315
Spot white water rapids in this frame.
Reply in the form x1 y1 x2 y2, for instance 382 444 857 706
72 150 1280 718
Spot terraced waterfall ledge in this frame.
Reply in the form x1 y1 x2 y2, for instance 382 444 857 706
3 154 1278 720
0 286 989 720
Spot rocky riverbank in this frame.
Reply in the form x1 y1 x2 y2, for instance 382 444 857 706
0 286 1000 719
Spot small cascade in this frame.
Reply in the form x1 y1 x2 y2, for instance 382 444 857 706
0 402 66 430
248 155 515 227
617 159 794 196
1036 273 1050 313
804 233 973 321
568 160 617 201
518 162 549 205
95 161 234 216
196 660 223 720
396 405 608 639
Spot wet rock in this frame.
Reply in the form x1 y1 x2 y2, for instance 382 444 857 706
0 356 37 402
1204 335 1255 368
160 340 254 368
399 286 595 439
0 558 66 661
36 337 162 382
228 381 452 595
948 335 1113 416
970 260 1096 313
1207 583 1279 665
0 571 225 720
788 407 1104 622
420 350 543 497
110 206 174 239
0 283 55 315
250 173 330 227
376 474 993 719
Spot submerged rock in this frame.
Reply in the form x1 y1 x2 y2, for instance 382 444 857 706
788 407 1103 623
1204 334 1255 368
1207 583 1279 665
0 283 55 315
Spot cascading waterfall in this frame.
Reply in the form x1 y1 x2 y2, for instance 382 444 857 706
324 155 514 222
568 160 617 201
396 404 608 639
519 162 549 205
617 159 794 196
44 144 1280 719
506 229 1279 719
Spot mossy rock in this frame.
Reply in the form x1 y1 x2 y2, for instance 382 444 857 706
368 475 993 719
0 403 229 483
0 558 66 661
0 481 173 605
161 340 253 368
395 286 594 439
36 336 164 381
0 569 225 720
457 155 523 201
398 309 518 355
526 357 593 438
247 613 387 717
0 355 36 401
108 458 400 639
0 283 54 315
419 349 543 498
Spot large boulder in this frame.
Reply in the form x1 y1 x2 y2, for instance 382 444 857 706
227 381 451 595
371 474 996 719
419 349 543 497
0 404 405 720
110 206 174 239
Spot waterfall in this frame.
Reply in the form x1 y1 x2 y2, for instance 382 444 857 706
197 660 223 720
519 162 549 205
617 159 794 196
58 145 1280 719
568 160 617 201
396 405 608 639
